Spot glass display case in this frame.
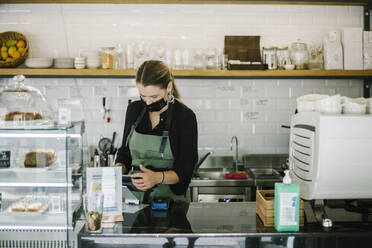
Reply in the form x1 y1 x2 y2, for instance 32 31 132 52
0 121 85 248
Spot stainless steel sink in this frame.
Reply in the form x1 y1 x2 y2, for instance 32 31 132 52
190 167 254 202
197 155 234 169
248 168 281 179
191 168 253 187
194 168 235 180
247 168 282 188
190 156 254 202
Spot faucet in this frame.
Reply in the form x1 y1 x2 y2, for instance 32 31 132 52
230 136 240 172
194 151 213 172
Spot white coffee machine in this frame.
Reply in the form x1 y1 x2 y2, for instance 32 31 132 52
289 112 372 201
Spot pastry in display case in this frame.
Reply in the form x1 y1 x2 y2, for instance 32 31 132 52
0 75 85 248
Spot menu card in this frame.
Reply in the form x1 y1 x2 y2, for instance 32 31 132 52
86 167 123 224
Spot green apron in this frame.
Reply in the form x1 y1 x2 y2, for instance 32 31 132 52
128 108 189 204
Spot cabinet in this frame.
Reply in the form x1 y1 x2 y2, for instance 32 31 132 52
0 121 85 248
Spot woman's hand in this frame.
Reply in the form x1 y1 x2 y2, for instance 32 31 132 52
131 164 162 191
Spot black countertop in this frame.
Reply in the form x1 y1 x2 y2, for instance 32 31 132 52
79 201 372 248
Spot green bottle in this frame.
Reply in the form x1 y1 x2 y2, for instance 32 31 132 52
274 170 300 232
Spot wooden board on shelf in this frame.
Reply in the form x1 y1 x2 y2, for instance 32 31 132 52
0 0 367 5
1 68 372 78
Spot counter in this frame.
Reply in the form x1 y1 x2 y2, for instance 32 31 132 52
79 201 372 248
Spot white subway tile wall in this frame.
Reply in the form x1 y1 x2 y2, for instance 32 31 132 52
0 4 365 156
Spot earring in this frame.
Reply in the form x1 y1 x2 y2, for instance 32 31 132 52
168 91 175 103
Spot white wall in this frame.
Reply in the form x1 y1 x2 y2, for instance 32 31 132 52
0 3 365 156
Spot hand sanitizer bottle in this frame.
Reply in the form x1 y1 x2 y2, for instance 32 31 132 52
274 170 300 232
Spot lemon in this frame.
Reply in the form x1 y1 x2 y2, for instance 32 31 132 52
12 51 21 59
5 40 17 48
18 47 25 54
5 57 12 62
1 44 7 53
1 51 8 60
16 40 25 48
8 46 17 57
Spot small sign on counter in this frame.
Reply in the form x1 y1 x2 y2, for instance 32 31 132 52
0 151 10 168
86 167 123 225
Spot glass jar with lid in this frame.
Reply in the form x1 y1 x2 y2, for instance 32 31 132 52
276 46 290 69
101 47 115 69
0 75 54 127
308 41 324 70
262 46 277 70
289 42 309 70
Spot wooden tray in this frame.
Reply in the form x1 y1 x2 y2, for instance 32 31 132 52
256 189 304 227
227 63 266 70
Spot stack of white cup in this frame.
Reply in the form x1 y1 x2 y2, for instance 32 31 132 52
74 57 86 69
80 50 101 69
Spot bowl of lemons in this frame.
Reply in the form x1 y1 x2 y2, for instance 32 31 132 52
0 31 29 68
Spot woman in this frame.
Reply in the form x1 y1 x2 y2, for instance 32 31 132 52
115 60 198 204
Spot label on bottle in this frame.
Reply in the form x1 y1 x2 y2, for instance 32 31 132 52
329 31 337 42
279 192 298 226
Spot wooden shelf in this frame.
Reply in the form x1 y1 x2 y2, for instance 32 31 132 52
0 0 368 5
1 68 372 79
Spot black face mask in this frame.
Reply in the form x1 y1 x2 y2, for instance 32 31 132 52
141 98 167 112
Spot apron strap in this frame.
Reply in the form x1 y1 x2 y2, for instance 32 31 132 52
126 101 174 157
125 107 147 147
159 102 173 158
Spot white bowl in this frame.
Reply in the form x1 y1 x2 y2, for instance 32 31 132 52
284 64 295 70
75 65 86 69
25 58 53 68
74 63 85 67
296 94 328 112
74 57 86 63
343 98 367 114
86 63 101 69
314 94 342 114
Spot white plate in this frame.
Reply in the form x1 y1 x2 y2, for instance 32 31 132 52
0 119 55 129
25 58 53 69
7 202 50 217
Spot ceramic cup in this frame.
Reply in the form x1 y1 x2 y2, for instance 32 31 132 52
343 97 366 114
314 94 342 114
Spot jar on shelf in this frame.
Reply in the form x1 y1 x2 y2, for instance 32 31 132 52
289 42 309 70
206 48 217 70
276 46 290 69
308 42 324 70
101 47 115 69
262 46 277 70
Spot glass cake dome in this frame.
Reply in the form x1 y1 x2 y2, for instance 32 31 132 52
0 75 54 127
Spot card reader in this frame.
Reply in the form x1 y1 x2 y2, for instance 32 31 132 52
151 197 170 210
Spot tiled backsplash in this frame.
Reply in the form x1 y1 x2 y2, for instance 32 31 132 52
0 3 365 157
0 77 363 156
0 4 363 57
